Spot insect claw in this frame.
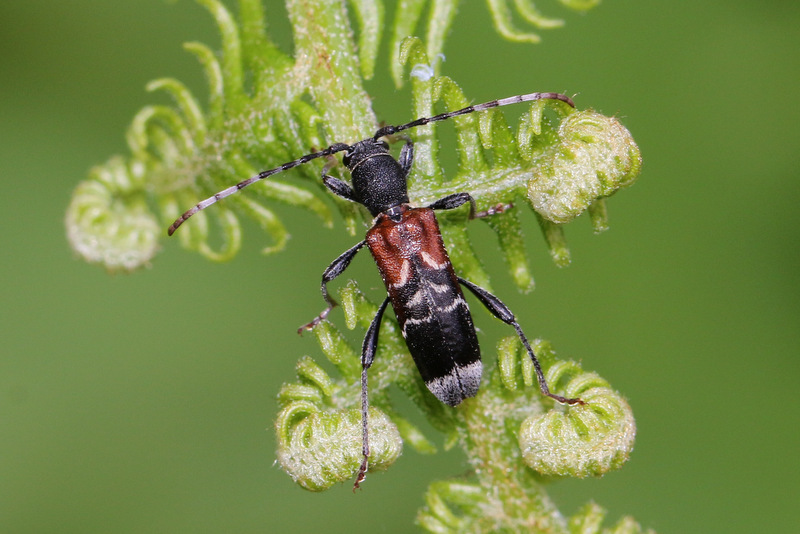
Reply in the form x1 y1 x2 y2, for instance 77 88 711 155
549 394 586 406
353 459 368 491
297 306 334 334
473 202 512 219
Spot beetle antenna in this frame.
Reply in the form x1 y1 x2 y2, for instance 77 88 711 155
168 142 351 235
372 91 575 140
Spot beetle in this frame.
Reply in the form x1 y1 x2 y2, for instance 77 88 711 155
168 92 584 488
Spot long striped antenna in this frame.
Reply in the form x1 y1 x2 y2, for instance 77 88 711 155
372 91 574 139
168 92 575 236
167 142 351 235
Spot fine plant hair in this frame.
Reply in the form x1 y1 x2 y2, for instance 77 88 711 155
66 1 648 532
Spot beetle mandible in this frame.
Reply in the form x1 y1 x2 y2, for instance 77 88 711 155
168 91 585 488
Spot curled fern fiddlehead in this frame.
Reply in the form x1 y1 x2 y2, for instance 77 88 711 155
511 340 636 477
526 110 642 226
65 156 161 272
276 398 403 492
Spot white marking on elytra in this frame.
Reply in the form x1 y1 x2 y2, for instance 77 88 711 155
430 282 451 295
406 279 459 310
438 296 467 314
426 360 482 405
406 288 426 308
420 251 449 270
400 279 466 338
403 313 435 328
391 259 412 288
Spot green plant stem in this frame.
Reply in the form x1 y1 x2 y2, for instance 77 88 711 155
460 395 568 532
287 0 375 142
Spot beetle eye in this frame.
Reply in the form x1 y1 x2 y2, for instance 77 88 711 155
378 140 389 150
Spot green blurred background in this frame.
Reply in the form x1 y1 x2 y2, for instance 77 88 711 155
2 0 798 532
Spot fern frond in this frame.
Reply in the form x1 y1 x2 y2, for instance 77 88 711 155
66 0 617 272
66 2 650 531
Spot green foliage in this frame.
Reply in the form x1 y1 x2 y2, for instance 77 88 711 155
65 0 648 531
65 0 639 275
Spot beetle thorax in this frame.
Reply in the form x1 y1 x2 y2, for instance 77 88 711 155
344 139 409 216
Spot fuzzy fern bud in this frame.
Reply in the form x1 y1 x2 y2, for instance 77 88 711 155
275 403 402 492
65 157 160 272
527 110 642 224
497 338 636 478
518 385 636 477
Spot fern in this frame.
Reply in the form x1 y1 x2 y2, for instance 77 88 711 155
65 1 648 532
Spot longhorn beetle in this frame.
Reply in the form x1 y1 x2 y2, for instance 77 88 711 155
168 92 585 488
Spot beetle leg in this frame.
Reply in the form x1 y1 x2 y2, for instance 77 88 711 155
472 202 511 219
298 240 367 333
398 139 414 176
458 277 584 406
427 192 474 214
322 174 358 202
354 297 390 490
320 159 358 202
428 192 511 220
